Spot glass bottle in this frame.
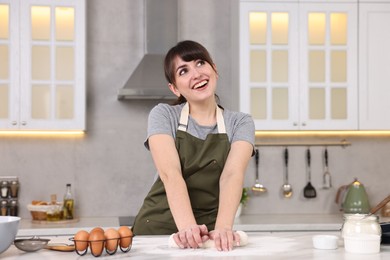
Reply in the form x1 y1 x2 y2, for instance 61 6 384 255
63 184 74 220
1 200 8 216
0 181 9 198
9 199 18 216
10 179 19 198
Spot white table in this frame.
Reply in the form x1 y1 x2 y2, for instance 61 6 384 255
2 232 390 260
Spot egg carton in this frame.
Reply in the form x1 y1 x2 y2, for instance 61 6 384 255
69 236 133 257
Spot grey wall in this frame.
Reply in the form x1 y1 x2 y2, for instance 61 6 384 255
1 0 389 219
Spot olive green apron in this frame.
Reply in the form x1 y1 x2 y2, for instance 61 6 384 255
132 103 230 235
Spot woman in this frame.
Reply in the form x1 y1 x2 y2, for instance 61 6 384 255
132 40 255 251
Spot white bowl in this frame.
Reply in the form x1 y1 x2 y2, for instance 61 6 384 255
312 235 339 250
344 234 381 254
0 216 21 254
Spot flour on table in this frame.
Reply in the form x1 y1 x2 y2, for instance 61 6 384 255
168 230 249 248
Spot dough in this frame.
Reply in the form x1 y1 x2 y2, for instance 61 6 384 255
168 230 249 248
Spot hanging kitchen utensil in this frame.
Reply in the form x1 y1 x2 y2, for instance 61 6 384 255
282 148 293 198
251 149 267 195
322 148 332 189
303 148 317 198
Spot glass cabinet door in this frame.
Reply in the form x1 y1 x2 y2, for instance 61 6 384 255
20 0 85 130
0 1 19 129
240 1 357 130
240 3 299 130
299 3 357 130
0 3 10 123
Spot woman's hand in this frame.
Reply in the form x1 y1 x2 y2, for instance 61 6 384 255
209 228 241 251
173 224 209 249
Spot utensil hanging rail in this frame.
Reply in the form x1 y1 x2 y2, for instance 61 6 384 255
255 139 350 148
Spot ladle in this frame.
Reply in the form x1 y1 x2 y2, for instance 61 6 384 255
251 149 267 195
282 148 293 198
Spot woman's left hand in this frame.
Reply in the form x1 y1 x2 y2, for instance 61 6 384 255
209 228 240 251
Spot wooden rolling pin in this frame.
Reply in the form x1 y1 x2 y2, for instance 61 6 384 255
370 194 390 214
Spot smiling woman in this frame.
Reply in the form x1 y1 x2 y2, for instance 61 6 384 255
131 40 255 252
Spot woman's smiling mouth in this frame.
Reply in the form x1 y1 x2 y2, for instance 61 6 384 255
193 80 208 90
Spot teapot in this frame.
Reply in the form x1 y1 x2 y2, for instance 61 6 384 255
335 178 370 214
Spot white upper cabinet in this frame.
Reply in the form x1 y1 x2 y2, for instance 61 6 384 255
359 2 390 130
240 1 358 130
240 3 300 130
0 0 85 131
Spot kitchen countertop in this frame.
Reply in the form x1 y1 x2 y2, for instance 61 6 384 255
2 231 390 259
16 214 390 237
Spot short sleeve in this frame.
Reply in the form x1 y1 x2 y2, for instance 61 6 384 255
230 113 255 146
144 103 181 150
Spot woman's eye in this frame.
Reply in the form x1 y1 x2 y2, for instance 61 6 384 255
178 68 187 76
196 60 205 67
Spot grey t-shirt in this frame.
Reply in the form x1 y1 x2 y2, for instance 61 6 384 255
144 103 255 149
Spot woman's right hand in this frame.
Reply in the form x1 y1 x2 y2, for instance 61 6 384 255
173 224 209 249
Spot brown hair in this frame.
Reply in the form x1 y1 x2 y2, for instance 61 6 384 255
164 40 219 105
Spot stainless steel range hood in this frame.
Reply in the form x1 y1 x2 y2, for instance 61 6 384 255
118 0 178 100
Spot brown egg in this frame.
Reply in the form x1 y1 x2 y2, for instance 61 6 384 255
89 229 105 256
90 227 104 234
104 228 120 252
118 226 133 248
74 230 89 252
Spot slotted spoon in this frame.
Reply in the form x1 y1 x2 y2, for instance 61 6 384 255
303 148 317 199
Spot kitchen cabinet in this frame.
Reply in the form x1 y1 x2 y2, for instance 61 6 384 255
239 1 358 130
359 1 390 130
0 0 85 131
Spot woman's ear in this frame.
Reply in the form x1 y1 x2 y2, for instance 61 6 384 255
168 83 181 97
213 63 219 78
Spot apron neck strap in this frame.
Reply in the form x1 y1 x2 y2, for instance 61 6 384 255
178 102 226 133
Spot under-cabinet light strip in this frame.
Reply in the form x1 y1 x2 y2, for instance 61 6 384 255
0 131 85 136
255 131 390 137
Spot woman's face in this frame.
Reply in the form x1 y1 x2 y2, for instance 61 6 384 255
168 56 217 103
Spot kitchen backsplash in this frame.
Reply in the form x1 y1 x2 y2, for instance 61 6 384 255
0 0 389 219
242 139 389 215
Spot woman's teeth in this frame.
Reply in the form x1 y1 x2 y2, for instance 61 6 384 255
193 80 208 89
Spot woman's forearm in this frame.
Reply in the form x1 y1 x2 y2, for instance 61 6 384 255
163 175 197 230
215 141 253 229
149 134 197 231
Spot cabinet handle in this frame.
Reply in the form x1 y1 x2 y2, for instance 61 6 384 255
302 122 306 126
21 121 27 126
293 122 298 126
11 121 17 126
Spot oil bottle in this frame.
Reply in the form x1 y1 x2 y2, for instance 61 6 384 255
63 184 74 219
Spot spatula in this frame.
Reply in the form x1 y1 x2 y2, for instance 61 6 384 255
304 148 317 199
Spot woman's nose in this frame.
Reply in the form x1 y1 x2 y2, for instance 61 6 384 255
191 67 201 78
